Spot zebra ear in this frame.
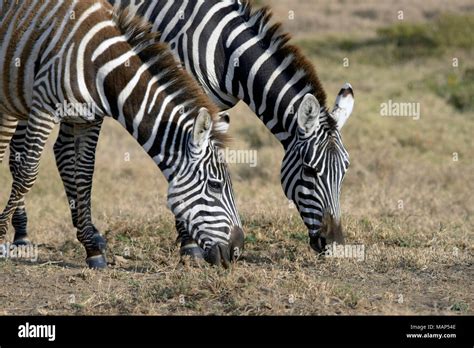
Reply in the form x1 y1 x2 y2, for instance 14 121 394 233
331 83 354 130
297 94 321 134
192 108 213 149
213 111 230 134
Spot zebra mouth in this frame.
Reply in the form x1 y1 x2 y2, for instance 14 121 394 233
309 231 327 254
205 243 231 268
204 226 244 268
308 213 345 254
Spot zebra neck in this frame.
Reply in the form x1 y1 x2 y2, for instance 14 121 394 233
113 110 190 184
103 80 191 184
249 82 312 148
110 0 321 148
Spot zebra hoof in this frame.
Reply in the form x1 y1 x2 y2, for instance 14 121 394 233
13 237 32 246
180 242 205 259
86 255 108 269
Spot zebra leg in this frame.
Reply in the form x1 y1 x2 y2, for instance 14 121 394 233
176 219 204 260
71 121 108 269
53 122 79 228
0 114 18 163
0 110 55 242
9 121 31 245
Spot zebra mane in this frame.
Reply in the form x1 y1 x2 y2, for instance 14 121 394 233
241 0 327 107
112 7 230 149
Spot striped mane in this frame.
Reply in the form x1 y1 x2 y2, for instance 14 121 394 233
241 0 327 108
112 7 230 148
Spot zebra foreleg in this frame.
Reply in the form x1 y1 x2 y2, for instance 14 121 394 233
0 110 55 242
9 121 30 245
53 122 79 228
71 121 108 269
176 219 204 260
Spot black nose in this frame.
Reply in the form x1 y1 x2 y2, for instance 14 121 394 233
310 234 327 254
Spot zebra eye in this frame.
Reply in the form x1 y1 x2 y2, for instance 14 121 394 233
208 180 223 193
302 166 316 177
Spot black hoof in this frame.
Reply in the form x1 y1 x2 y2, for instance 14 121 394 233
13 237 32 247
86 255 107 269
180 242 204 259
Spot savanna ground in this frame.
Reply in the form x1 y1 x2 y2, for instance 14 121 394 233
0 0 473 315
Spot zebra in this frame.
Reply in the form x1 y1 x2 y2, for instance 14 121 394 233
111 0 356 253
0 0 244 268
5 0 355 257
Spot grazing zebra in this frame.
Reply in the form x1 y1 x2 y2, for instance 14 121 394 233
0 0 244 268
6 0 355 257
113 0 356 253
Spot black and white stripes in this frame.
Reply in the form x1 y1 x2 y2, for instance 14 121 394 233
110 0 355 250
0 0 243 268
3 0 355 261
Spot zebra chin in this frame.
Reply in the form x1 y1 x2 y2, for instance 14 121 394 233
308 212 345 254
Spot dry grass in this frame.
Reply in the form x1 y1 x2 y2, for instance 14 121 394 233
0 1 473 315
260 0 474 38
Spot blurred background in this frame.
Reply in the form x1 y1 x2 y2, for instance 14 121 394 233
0 0 472 315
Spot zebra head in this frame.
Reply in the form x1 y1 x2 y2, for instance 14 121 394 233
167 108 244 268
282 83 354 253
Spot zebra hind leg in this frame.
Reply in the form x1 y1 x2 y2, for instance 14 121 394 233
70 121 108 269
0 110 55 242
0 115 19 242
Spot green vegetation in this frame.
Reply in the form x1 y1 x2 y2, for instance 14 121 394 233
298 14 474 111
298 13 474 65
428 68 474 112
450 301 469 312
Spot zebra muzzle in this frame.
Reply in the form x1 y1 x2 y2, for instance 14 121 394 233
310 213 344 254
205 243 231 268
229 226 245 262
204 226 245 268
